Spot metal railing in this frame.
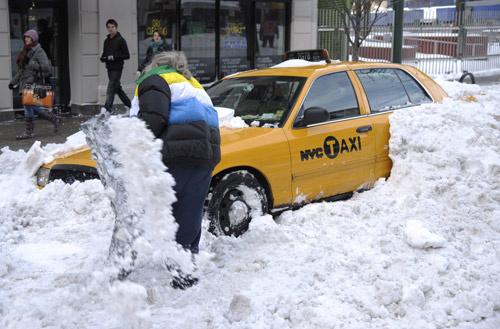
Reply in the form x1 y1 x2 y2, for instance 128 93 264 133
318 5 500 77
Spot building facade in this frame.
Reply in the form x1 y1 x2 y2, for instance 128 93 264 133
0 0 317 115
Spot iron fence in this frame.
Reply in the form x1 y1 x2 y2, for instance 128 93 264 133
318 5 500 77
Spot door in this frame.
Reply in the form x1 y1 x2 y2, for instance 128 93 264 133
255 1 287 69
285 71 376 203
353 67 434 179
219 1 252 77
180 0 216 83
9 0 69 111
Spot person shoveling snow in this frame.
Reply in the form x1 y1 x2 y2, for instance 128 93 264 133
82 112 196 286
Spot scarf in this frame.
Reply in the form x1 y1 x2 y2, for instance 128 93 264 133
135 65 177 85
151 40 164 53
16 42 38 69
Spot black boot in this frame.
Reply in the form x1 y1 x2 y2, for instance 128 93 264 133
16 117 35 140
39 109 62 133
167 262 199 290
170 273 199 290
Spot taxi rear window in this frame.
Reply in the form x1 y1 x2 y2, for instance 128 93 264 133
355 68 431 113
207 76 306 127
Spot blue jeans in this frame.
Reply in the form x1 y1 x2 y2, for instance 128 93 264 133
168 164 213 254
24 105 43 118
104 69 131 111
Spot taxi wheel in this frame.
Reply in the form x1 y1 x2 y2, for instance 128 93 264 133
207 171 268 237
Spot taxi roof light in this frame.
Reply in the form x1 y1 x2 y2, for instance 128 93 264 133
283 49 331 63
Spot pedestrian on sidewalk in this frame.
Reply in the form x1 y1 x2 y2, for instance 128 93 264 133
137 29 172 75
9 29 60 140
100 19 131 113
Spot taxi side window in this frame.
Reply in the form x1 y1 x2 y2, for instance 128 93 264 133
356 68 431 113
301 71 360 122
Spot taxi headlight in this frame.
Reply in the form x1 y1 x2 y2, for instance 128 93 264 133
36 167 51 186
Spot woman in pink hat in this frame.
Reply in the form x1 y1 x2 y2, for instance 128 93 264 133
8 29 60 139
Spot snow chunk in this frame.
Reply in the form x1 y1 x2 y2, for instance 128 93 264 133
402 284 426 307
405 220 446 249
108 280 149 323
225 294 253 323
215 106 248 129
10 131 91 178
15 141 48 177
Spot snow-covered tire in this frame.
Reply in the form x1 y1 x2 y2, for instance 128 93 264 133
207 170 268 237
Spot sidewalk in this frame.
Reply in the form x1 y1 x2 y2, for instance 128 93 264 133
473 74 500 86
0 113 92 152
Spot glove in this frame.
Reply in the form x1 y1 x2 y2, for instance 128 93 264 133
8 83 14 90
100 56 106 63
107 55 114 61
135 71 141 77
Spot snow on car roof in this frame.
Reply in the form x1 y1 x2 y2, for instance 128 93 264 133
271 59 335 68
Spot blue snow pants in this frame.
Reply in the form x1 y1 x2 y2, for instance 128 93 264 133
167 164 213 254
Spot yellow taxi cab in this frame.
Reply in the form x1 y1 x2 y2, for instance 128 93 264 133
36 50 447 236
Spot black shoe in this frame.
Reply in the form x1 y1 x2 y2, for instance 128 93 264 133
170 274 199 290
54 116 62 133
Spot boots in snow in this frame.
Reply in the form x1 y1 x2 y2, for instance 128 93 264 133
16 117 35 140
39 109 62 133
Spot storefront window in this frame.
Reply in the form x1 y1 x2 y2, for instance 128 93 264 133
219 1 252 77
181 0 216 83
137 0 288 83
137 0 177 71
255 2 285 69
137 0 177 68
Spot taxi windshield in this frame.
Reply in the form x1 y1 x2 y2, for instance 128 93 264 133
207 76 306 127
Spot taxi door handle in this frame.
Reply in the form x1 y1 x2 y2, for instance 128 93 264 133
356 125 372 133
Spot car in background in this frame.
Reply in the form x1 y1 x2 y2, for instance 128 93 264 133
36 50 448 236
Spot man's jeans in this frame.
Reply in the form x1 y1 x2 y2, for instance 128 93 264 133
104 69 131 112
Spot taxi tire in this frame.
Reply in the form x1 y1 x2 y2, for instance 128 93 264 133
207 171 268 237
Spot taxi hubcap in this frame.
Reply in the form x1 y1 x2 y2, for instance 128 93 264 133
228 200 249 227
219 189 250 234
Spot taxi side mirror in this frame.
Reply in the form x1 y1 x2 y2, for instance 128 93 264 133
303 107 329 126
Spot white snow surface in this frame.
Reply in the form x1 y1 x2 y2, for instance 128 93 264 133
272 59 333 68
215 107 249 129
1 80 500 328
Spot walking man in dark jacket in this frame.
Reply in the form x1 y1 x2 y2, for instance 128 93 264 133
100 19 131 113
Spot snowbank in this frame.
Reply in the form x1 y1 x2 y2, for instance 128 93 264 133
0 82 499 328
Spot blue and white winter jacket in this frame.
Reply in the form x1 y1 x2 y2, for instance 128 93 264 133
133 65 221 169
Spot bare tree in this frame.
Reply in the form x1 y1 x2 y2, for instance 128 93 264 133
324 0 390 61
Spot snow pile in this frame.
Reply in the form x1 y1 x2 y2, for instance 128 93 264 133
1 131 89 178
0 82 499 328
434 79 482 98
215 106 248 129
